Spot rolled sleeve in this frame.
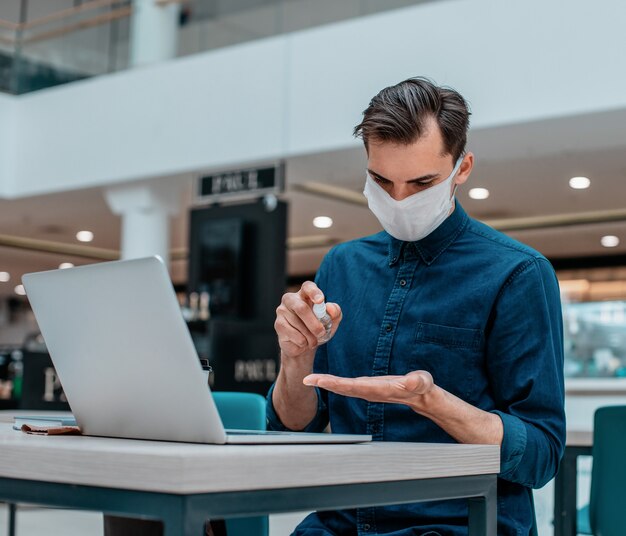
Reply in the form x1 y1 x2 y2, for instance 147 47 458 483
491 410 528 478
486 257 566 488
266 382 329 432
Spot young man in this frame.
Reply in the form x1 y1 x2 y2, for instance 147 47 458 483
268 77 565 535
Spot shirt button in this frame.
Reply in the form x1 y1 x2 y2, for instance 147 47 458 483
399 279 407 287
391 256 398 263
385 324 393 333
363 524 371 531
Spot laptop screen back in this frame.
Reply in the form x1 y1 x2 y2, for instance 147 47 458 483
22 257 228 443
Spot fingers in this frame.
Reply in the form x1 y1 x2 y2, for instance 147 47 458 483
274 315 307 348
304 371 435 403
303 374 342 389
299 280 324 304
274 308 320 358
281 308 319 348
275 281 330 358
304 374 385 399
284 293 326 339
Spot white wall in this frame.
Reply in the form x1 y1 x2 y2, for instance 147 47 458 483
0 93 17 197
12 37 288 197
5 0 626 197
285 0 626 155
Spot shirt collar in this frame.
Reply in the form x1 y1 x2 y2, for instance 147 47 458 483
387 201 469 266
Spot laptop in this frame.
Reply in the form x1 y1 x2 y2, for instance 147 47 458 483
21 256 371 445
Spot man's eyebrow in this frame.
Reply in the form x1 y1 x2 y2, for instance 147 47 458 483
367 169 440 183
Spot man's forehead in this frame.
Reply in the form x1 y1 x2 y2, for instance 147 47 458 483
368 127 448 159
367 139 451 180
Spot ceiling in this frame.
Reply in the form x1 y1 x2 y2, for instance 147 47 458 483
1 120 626 298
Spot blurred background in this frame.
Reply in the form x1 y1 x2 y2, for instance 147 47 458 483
0 0 625 534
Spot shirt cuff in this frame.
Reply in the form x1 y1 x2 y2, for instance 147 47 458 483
491 410 528 479
266 382 328 432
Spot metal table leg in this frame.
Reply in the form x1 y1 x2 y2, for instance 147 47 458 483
468 477 497 536
8 502 17 536
554 445 592 536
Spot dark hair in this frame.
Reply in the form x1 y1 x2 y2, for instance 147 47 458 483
353 77 471 161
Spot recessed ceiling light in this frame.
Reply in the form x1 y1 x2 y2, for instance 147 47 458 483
313 216 333 229
569 176 591 190
601 235 620 248
468 188 490 200
0 272 9 283
14 284 26 296
76 230 94 242
59 262 74 269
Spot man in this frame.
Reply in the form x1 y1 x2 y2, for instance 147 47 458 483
268 77 565 535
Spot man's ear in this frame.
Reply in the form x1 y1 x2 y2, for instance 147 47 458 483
455 152 474 187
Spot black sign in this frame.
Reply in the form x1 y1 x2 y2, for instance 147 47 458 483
20 351 70 411
197 164 284 203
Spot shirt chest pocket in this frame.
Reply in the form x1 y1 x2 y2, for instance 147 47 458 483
412 322 484 401
415 322 482 350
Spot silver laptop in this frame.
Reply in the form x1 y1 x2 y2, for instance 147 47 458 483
22 256 371 445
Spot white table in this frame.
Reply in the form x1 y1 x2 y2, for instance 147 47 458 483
0 424 499 535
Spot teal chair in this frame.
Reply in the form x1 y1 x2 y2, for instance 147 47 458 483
577 405 626 536
212 391 269 536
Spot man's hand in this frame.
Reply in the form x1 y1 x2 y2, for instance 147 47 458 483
271 282 342 431
303 371 434 410
304 370 504 446
274 281 342 361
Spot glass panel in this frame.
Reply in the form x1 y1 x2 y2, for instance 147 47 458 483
560 266 626 378
0 0 131 94
180 0 437 55
563 301 626 378
0 0 440 94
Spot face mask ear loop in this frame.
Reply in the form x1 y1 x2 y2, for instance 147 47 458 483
450 154 465 198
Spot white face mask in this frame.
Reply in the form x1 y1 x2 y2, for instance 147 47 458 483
363 156 463 242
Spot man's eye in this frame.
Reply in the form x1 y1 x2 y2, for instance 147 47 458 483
415 179 435 187
373 176 389 186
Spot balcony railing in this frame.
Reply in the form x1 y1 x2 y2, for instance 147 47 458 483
0 0 435 94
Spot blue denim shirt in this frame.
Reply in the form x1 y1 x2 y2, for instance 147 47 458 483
267 202 565 536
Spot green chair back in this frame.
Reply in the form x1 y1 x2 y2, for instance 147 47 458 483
212 391 269 536
589 405 626 536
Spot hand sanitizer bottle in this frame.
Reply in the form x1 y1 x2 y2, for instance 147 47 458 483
313 302 332 343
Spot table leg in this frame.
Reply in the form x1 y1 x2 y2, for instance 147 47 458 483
161 504 207 536
468 479 497 536
161 509 184 536
554 446 590 536
8 502 17 536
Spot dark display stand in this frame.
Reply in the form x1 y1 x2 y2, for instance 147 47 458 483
188 198 287 395
0 350 69 411
19 351 70 411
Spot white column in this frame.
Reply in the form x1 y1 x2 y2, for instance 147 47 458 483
130 0 181 67
104 180 181 268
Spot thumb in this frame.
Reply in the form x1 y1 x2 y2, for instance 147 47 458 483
404 371 434 395
325 302 342 322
